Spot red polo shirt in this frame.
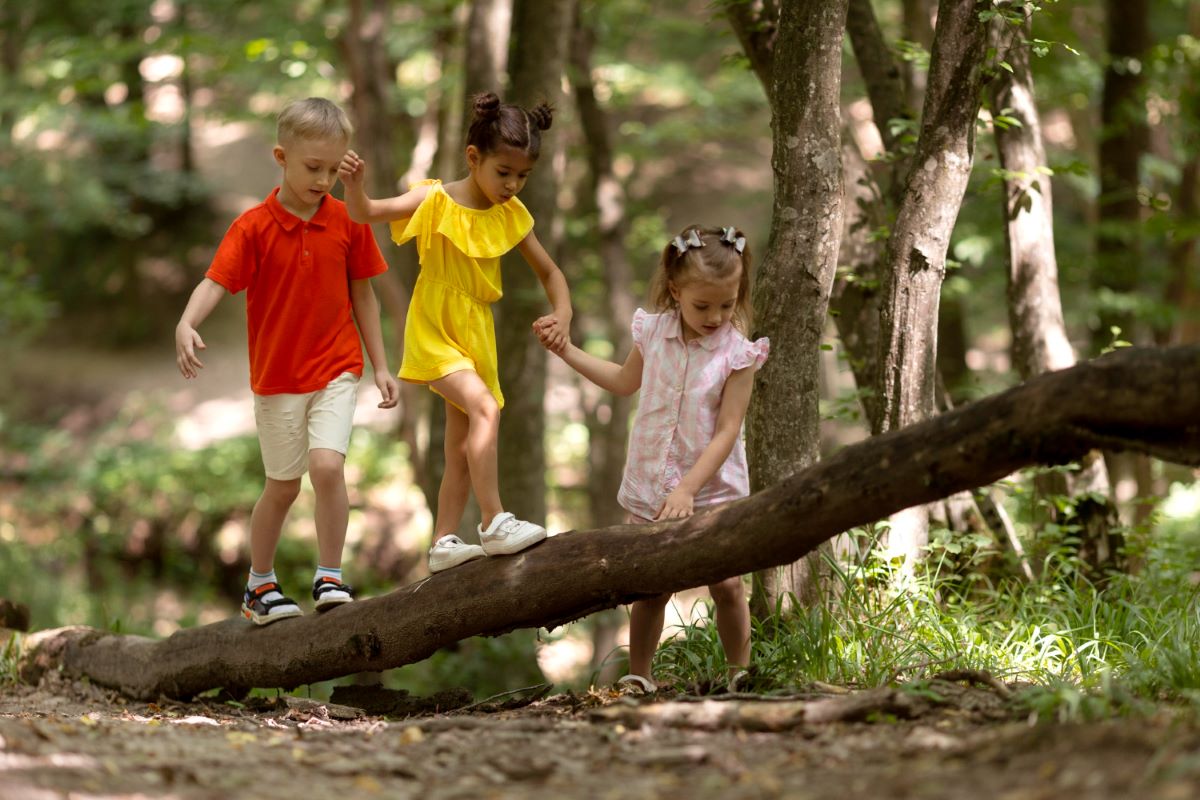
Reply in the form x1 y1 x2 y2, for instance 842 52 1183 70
206 188 388 395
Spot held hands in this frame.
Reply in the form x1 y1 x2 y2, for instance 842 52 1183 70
175 323 207 379
656 487 695 521
338 150 366 191
375 371 400 409
533 312 570 354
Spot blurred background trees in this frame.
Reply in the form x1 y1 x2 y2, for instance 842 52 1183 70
2 0 1199 698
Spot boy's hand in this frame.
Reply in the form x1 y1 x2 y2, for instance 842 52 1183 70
175 323 207 379
532 313 570 354
338 150 366 190
376 372 400 409
656 487 695 521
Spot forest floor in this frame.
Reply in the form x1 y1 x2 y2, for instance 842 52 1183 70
3 673 1200 800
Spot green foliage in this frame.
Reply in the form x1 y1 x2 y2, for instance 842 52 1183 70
651 494 1200 710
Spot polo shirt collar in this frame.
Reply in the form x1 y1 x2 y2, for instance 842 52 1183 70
666 310 728 351
265 187 331 231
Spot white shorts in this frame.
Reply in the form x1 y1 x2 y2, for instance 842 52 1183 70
254 372 359 480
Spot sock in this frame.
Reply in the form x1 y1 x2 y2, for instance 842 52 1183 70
313 565 343 585
245 569 299 615
313 566 351 603
248 568 278 590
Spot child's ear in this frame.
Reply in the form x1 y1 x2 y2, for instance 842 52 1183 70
272 145 286 167
465 145 481 169
668 281 680 302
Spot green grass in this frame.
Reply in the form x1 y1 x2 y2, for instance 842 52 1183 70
652 517 1200 716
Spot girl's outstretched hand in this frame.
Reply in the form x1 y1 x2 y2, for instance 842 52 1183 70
375 372 400 409
656 487 695 521
338 150 366 189
533 313 570 354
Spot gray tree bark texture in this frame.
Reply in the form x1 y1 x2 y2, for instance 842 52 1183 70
19 346 1200 700
875 0 990 436
739 0 849 612
495 0 575 527
991 16 1114 560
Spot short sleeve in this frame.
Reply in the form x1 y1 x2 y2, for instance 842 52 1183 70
347 220 387 280
731 336 770 372
630 308 650 350
205 216 254 295
390 179 440 249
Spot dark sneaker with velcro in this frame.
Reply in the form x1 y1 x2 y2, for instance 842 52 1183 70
312 577 355 611
242 582 302 626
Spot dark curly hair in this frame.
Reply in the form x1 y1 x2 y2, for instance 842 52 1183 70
466 92 554 159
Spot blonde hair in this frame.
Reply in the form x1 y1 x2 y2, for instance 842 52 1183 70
649 225 754 333
277 98 353 145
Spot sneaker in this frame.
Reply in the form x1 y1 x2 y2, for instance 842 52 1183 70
312 577 355 611
241 582 302 626
429 534 486 573
478 512 547 556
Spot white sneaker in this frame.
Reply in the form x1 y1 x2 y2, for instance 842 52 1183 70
428 535 486 573
478 512 547 556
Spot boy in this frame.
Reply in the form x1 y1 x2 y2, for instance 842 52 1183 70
175 98 398 625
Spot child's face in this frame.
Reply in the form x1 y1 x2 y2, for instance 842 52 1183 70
670 272 742 341
467 144 536 206
273 136 348 212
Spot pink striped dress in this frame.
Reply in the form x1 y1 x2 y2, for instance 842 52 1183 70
618 308 770 521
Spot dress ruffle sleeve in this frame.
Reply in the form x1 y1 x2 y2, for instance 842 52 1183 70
731 335 770 371
390 179 534 258
630 308 649 349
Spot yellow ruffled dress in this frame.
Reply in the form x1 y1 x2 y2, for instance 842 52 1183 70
390 179 534 410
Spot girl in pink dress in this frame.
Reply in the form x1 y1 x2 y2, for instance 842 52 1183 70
538 225 769 691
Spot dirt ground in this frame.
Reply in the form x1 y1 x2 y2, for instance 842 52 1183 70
3 674 1200 800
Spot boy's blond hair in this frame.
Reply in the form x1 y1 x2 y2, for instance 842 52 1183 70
277 98 353 145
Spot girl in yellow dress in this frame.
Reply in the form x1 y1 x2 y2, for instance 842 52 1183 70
339 92 572 573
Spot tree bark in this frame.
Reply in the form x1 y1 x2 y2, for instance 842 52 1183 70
991 15 1116 561
494 0 574 528
1094 0 1150 349
725 0 779 104
19 345 1200 700
873 0 992 565
739 0 848 614
1094 0 1152 527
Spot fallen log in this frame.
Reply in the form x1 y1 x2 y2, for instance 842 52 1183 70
19 345 1200 700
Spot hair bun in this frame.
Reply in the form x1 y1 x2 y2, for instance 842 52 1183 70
528 102 554 131
473 92 501 122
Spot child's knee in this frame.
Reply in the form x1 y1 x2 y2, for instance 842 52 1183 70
263 477 302 504
709 576 745 606
307 450 346 487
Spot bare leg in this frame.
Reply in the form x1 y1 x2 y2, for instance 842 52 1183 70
708 576 751 669
628 593 671 680
249 477 302 573
309 448 348 569
434 401 472 539
429 371 503 525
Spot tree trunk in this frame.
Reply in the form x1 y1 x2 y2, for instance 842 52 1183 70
739 0 849 615
495 0 575 528
1095 0 1152 527
19 345 1200 700
1094 0 1150 348
570 4 639 681
990 14 1117 566
570 6 636 530
873 0 992 567
463 0 512 125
